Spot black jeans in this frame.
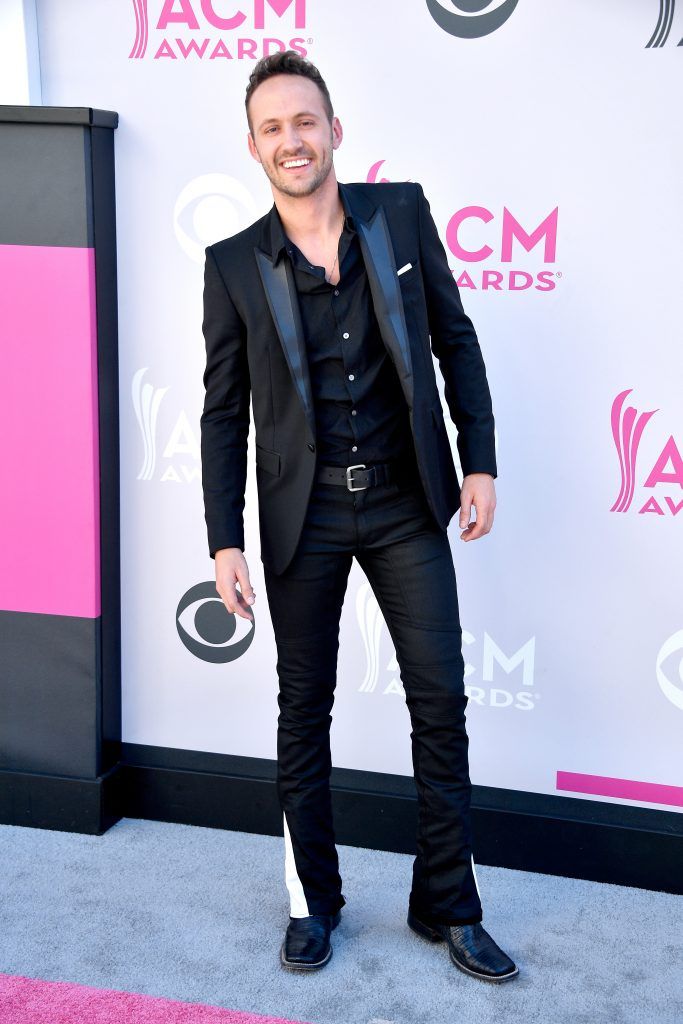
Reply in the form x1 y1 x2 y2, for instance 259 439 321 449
263 462 483 926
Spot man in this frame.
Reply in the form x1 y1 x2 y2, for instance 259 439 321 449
200 50 518 983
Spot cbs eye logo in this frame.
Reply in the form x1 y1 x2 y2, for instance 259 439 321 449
173 174 258 263
657 630 683 712
425 0 519 38
177 581 255 663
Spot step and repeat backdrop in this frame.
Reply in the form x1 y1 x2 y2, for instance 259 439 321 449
36 0 682 811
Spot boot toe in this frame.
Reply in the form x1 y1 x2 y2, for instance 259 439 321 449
408 910 518 983
280 910 341 971
446 922 518 981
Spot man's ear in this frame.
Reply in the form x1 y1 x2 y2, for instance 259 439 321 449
247 131 261 163
331 116 343 151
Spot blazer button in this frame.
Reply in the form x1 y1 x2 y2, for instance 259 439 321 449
308 442 315 451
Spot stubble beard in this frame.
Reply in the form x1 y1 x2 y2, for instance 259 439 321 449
267 146 334 200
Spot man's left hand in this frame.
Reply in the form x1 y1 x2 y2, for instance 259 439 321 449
458 473 496 541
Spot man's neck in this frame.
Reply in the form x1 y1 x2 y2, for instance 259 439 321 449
273 171 343 242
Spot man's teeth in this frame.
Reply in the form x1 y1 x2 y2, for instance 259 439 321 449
282 158 311 168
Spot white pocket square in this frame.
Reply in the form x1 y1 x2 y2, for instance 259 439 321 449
397 262 413 276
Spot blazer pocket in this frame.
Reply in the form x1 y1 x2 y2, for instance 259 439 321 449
397 256 419 277
397 257 422 306
255 441 281 477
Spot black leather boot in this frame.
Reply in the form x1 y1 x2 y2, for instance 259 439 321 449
280 909 342 970
408 909 519 982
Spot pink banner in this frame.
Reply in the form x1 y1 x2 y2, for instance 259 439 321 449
0 244 100 618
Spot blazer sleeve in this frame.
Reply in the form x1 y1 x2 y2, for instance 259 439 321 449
415 181 497 479
200 245 251 558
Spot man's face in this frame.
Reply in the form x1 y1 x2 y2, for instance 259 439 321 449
247 74 342 199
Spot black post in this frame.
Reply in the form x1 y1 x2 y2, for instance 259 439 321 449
0 106 122 834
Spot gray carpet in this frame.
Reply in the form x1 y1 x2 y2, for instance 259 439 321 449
1 817 681 1024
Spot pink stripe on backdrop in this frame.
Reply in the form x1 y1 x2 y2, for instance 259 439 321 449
0 974 315 1024
557 770 683 808
0 244 100 618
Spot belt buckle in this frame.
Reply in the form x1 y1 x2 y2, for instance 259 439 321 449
346 463 368 491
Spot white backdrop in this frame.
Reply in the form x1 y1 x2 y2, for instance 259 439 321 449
35 0 682 812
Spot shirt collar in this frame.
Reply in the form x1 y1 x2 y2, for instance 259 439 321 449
270 188 357 266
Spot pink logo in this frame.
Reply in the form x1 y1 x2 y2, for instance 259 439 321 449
447 206 558 292
610 389 683 517
446 207 558 264
366 160 411 184
367 160 390 184
130 0 308 60
366 161 559 292
130 0 149 58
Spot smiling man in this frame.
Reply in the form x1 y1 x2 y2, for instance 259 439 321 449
200 50 518 982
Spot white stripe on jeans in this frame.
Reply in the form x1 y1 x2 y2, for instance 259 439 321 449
471 854 482 897
283 810 310 917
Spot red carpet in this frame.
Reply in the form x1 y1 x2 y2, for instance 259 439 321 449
0 973 315 1024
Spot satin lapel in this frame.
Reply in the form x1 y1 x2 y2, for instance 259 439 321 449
254 248 316 440
355 204 415 410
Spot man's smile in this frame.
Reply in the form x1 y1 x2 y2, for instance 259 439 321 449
281 157 313 169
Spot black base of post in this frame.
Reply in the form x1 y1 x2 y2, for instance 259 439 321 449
0 763 124 835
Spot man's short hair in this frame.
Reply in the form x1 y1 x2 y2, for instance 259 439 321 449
245 50 334 135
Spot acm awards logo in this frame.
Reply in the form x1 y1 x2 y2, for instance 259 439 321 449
133 367 200 484
129 0 309 60
367 161 559 293
610 389 682 518
356 583 539 711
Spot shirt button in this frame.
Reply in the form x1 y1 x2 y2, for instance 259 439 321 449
348 373 355 380
334 289 339 296
342 331 350 339
351 446 358 452
351 409 357 416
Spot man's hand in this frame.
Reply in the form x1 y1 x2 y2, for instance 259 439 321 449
215 548 256 622
458 473 496 542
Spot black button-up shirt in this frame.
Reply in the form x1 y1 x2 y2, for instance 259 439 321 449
270 198 417 469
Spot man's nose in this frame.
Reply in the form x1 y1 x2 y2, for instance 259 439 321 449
280 124 303 152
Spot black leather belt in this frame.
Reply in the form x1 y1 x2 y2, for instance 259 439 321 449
314 460 413 491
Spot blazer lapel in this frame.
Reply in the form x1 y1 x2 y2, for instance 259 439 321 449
340 183 415 411
254 245 316 441
253 183 415 442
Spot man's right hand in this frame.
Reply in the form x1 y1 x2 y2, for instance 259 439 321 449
214 548 256 622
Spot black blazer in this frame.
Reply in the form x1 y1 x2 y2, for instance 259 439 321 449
200 180 497 576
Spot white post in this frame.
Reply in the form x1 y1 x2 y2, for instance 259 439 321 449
0 0 42 105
